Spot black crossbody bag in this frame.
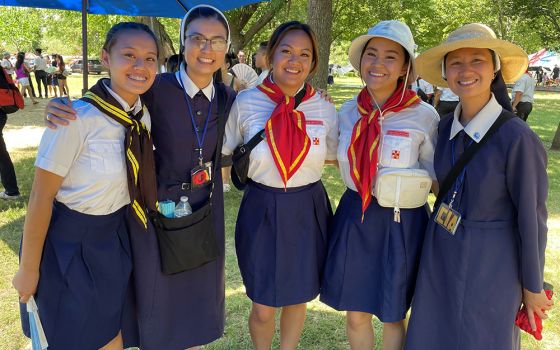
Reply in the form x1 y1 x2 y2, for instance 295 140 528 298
231 129 265 190
150 84 227 275
435 113 512 209
230 88 308 190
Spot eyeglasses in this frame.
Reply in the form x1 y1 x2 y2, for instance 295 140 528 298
186 34 228 52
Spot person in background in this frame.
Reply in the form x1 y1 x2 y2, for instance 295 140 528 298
1 52 15 77
50 54 59 97
45 55 55 97
511 69 536 122
237 49 247 64
55 55 69 97
433 86 459 116
0 67 21 200
255 41 269 84
164 54 180 73
220 52 246 92
34 48 48 98
411 76 434 104
219 52 245 193
15 52 38 105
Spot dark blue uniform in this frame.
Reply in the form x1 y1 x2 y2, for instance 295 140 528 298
405 110 548 350
123 73 235 349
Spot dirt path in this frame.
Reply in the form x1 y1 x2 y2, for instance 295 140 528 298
4 126 44 151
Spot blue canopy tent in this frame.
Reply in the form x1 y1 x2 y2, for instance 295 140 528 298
1 0 268 92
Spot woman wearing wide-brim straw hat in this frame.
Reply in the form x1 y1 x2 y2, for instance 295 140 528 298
405 23 553 349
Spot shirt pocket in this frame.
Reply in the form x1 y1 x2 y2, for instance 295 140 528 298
306 122 327 157
88 140 125 174
380 134 412 168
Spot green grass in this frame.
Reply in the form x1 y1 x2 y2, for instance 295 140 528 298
1 77 559 349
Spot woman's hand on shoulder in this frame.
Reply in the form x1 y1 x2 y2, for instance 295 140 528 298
523 288 554 331
317 88 334 104
45 97 77 129
12 267 40 303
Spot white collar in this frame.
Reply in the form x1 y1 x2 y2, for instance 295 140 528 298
175 62 214 100
449 94 502 142
269 74 305 95
103 80 143 115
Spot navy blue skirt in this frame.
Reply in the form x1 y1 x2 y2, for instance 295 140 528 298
236 180 332 307
320 189 428 322
20 201 132 350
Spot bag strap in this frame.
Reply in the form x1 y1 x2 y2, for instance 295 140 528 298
435 113 512 208
232 129 265 160
208 83 228 198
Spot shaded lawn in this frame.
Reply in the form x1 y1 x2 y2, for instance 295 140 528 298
0 78 558 349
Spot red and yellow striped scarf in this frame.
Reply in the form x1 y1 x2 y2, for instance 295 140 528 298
348 82 420 220
257 76 316 187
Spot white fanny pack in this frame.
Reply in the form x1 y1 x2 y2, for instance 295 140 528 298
374 167 432 222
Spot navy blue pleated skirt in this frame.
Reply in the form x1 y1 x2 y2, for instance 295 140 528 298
20 201 132 350
236 180 332 307
320 189 428 322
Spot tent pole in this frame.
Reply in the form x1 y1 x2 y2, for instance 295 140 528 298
82 0 89 96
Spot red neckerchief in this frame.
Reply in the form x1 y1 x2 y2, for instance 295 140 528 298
257 76 316 187
348 82 420 220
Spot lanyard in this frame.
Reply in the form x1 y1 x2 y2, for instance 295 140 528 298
448 134 474 209
178 77 214 165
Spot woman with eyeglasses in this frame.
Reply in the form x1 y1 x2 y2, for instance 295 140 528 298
43 5 236 350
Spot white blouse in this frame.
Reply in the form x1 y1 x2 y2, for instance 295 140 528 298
35 83 150 215
222 86 338 188
337 98 439 192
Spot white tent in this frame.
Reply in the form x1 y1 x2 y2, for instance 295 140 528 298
528 49 559 69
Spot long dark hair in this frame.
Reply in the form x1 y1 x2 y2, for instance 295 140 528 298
15 52 25 70
57 55 65 70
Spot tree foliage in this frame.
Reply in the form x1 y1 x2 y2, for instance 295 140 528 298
0 1 552 66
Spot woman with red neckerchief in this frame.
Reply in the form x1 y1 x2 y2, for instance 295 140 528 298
320 21 439 350
222 21 338 350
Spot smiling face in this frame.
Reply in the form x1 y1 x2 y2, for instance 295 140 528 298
360 37 408 104
269 29 314 96
101 29 158 106
237 50 246 64
444 47 494 105
183 17 228 87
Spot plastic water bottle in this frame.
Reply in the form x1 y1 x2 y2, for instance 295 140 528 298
174 196 192 218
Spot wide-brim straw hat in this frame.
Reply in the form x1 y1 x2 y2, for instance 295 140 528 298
348 20 417 81
416 23 528 87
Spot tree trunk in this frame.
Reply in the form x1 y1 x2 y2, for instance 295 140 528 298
552 122 560 150
136 17 176 64
307 0 332 90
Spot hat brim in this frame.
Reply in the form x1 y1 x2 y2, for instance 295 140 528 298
416 38 528 87
348 34 417 81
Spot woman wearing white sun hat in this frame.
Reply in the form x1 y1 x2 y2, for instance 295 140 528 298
320 20 439 350
405 23 553 350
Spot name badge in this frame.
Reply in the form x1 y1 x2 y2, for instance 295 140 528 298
435 203 461 235
190 161 212 189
